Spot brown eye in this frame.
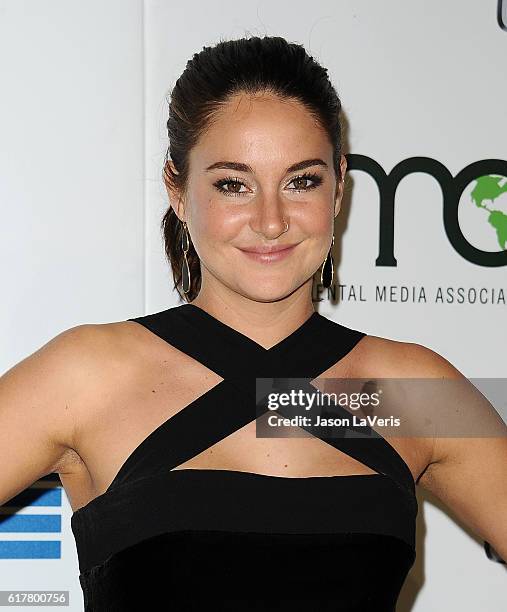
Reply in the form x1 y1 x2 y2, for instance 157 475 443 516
292 177 310 190
226 181 244 194
288 172 323 192
213 177 248 197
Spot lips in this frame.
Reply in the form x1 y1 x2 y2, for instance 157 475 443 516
238 244 299 254
237 243 299 263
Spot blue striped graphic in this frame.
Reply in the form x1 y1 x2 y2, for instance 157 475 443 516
0 482 63 559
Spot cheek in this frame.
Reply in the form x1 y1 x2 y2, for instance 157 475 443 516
192 200 244 249
297 203 334 264
294 200 332 237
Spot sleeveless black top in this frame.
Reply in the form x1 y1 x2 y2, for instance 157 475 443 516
71 304 418 611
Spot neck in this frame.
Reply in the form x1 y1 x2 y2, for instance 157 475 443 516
190 284 315 349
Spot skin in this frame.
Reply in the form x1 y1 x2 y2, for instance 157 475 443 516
0 92 506 569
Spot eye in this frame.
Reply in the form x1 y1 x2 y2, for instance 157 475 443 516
288 172 323 192
213 176 249 197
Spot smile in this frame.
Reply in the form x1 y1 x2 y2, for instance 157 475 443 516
237 243 299 263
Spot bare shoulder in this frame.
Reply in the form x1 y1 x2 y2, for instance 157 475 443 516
45 319 181 511
355 333 506 476
354 333 507 560
34 320 146 473
344 334 468 483
351 333 463 379
0 319 146 509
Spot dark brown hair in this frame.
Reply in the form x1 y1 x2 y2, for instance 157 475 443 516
161 35 343 302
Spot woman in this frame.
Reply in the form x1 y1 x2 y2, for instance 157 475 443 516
1 35 506 611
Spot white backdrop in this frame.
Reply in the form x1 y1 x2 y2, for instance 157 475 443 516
1 1 505 610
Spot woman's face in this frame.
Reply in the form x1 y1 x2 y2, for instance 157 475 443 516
171 92 346 303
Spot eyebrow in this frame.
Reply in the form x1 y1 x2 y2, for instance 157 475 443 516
205 158 328 174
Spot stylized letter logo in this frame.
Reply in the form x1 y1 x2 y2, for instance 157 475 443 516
346 154 507 267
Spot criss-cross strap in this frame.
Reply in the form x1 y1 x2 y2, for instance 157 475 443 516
107 304 415 501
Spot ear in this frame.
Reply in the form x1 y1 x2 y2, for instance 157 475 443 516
334 154 348 218
163 159 186 221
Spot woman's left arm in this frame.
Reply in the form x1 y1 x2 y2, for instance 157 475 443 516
403 342 507 563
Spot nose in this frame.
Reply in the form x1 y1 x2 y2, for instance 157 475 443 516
250 201 289 240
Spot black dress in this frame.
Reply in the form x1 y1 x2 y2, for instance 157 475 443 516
71 304 418 611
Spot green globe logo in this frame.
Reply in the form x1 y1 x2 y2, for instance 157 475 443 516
470 176 507 250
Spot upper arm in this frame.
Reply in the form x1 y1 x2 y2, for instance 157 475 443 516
403 342 507 562
0 325 103 507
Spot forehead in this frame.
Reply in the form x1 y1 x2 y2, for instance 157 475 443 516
189 92 330 170
214 91 315 123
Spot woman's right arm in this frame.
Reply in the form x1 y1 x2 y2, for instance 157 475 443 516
0 325 100 506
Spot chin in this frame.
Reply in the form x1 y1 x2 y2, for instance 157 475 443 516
235 280 305 304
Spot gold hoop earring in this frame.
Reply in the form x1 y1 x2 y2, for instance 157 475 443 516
181 221 191 294
320 234 335 288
